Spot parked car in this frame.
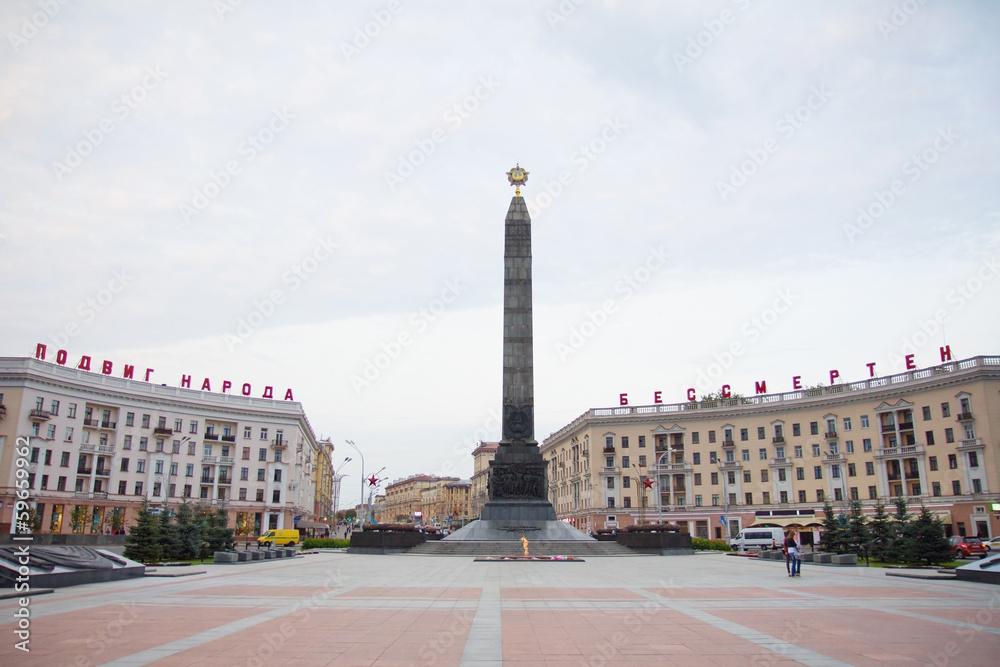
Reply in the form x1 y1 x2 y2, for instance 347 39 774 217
984 536 1000 552
949 535 988 559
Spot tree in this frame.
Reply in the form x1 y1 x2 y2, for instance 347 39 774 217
344 509 357 521
124 500 163 564
203 506 235 556
844 500 870 560
70 505 91 534
110 508 126 534
891 496 913 563
158 507 181 561
173 500 203 560
908 506 951 566
820 501 847 553
867 499 894 562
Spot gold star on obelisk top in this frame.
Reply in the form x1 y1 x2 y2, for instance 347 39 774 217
506 164 529 197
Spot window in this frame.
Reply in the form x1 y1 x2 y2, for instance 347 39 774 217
621 436 629 448
257 469 265 481
155 439 164 452
638 455 646 467
762 491 770 504
761 470 769 483
623 477 631 488
973 478 983 493
168 484 175 497
727 471 736 485
759 448 767 460
796 467 804 480
68 403 77 418
845 440 854 454
952 480 961 495
200 487 209 499
120 458 129 472
139 437 148 451
114 480 125 494
843 417 852 431
157 416 166 429
244 426 252 439
62 426 72 442
141 414 150 428
134 482 143 495
745 492 753 505
204 444 213 457
710 472 719 485
969 452 979 468
60 451 70 467
792 423 801 436
777 468 786 482
948 454 957 469
848 463 856 477
922 406 932 420
945 428 954 444
694 473 702 485
743 470 751 483
831 465 841 479
605 456 614 467
712 494 720 506
46 424 56 439
190 420 198 434
708 430 716 443
183 485 192 498
809 422 818 435
241 467 249 480
725 450 735 463
258 448 267 461
829 442 839 455
241 447 250 460
941 402 951 418
757 427 765 440
860 415 869 428
239 488 248 500
833 488 843 501
865 462 874 475
695 495 703 507
775 446 785 458
814 466 822 479
272 489 281 503
638 436 645 448
622 455 630 468
187 442 196 455
742 449 749 461
274 469 283 482
693 452 700 465
929 456 938 471
125 412 134 426
863 438 872 452
740 428 748 441
816 490 825 502
794 445 803 458
932 482 941 497
256 489 265 502
44 449 52 465
170 462 178 476
260 428 268 441
136 460 145 473
274 450 282 462
812 444 820 457
154 460 164 474
709 452 717 464
153 482 162 496
798 489 806 503
174 418 182 432
607 477 615 489
692 432 700 444
186 464 194 477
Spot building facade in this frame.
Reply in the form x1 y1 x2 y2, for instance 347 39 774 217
0 357 324 536
384 474 458 524
312 439 334 524
541 355 1000 542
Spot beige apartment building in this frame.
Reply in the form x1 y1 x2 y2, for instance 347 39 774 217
541 355 1000 544
0 356 325 536
383 474 457 523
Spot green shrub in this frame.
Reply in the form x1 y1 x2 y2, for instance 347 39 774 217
692 538 732 552
301 538 350 549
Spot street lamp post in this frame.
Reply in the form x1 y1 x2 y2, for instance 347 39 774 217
331 456 351 528
345 440 365 528
366 466 385 524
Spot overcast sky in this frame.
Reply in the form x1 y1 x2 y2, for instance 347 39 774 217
2 1 998 507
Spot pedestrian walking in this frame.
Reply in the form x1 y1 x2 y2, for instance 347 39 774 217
785 531 801 577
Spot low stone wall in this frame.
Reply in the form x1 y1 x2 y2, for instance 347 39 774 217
758 550 856 566
0 534 126 547
616 531 694 555
347 531 428 554
214 548 296 564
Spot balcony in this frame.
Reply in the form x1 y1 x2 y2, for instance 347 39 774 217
772 436 785 445
601 466 621 474
824 431 837 440
80 443 116 454
92 491 108 500
203 432 220 441
887 473 902 482
603 445 615 453
218 476 232 485
881 423 896 433
958 438 984 452
722 439 735 448
29 409 52 421
823 452 845 463
200 476 215 484
957 412 974 422
153 427 173 436
769 457 791 467
876 444 924 459
898 422 914 431
77 467 92 475
718 460 742 470
648 462 692 474
85 418 118 429
272 439 288 448
219 456 235 466
95 468 111 477
221 434 236 442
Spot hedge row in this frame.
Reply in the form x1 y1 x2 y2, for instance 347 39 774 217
301 538 350 549
691 538 732 552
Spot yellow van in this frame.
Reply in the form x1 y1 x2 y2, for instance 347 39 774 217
257 529 299 547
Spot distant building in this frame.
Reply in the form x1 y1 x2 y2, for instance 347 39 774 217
384 474 457 523
0 356 324 536
470 441 497 519
541 355 1000 543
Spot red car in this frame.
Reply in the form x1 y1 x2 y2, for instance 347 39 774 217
949 535 988 559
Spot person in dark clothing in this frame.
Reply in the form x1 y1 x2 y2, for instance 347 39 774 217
785 531 801 577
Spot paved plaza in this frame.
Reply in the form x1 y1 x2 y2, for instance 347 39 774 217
3 551 1000 666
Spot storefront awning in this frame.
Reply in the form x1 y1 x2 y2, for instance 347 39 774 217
749 517 824 528
933 511 952 524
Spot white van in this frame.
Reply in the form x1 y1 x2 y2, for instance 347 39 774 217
730 527 785 552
